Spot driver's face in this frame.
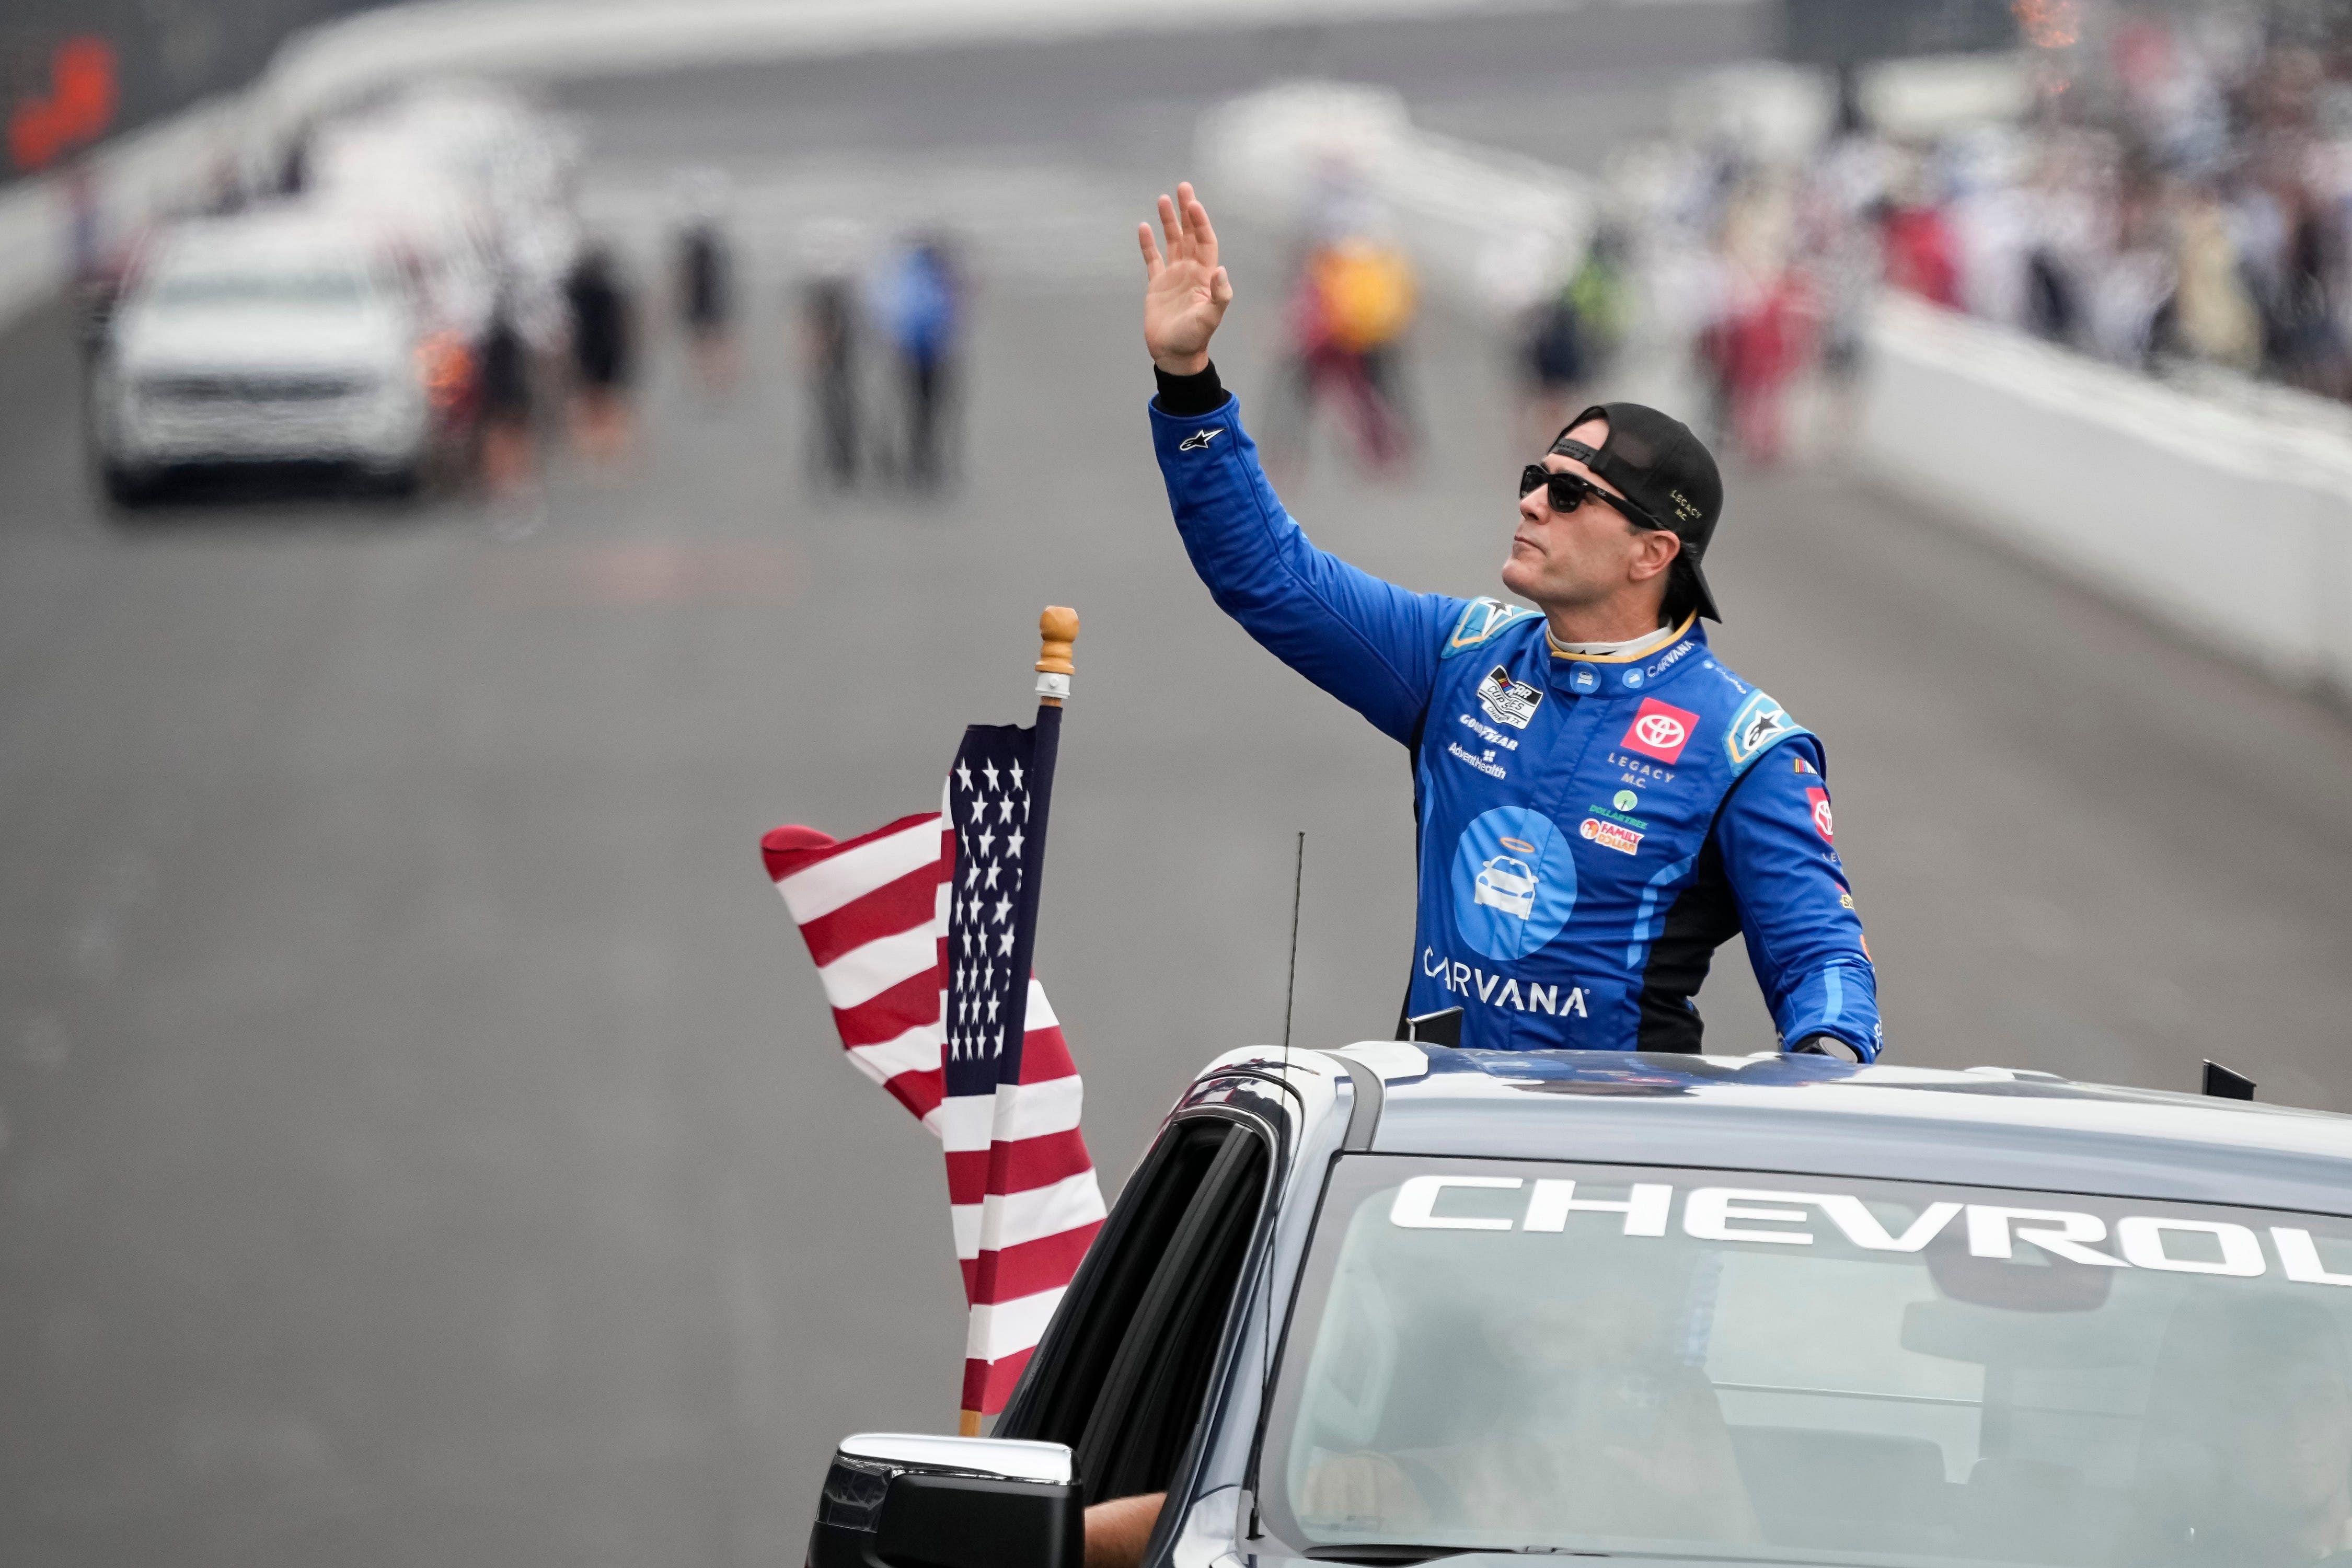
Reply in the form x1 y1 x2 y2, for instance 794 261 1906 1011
1501 419 1673 613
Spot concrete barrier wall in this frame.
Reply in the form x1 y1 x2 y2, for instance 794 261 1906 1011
0 96 251 328
1200 80 1592 318
256 0 1569 126
1860 292 2352 697
0 0 1553 335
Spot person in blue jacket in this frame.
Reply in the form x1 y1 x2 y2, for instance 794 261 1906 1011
1136 183 1882 1060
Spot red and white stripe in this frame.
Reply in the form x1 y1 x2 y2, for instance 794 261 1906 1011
946 977 1104 1414
766 814 949 1125
763 810 1104 1420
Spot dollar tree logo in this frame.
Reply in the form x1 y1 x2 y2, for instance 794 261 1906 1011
1613 790 1638 812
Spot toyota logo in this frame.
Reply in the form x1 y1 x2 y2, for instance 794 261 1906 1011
1813 799 1835 840
1634 713 1687 749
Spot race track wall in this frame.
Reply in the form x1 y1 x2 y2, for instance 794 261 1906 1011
0 0 1602 331
1860 294 2352 699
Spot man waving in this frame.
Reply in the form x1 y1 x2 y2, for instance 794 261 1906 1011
1139 183 1882 1060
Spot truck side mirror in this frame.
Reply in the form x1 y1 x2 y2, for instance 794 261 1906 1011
809 1433 1081 1568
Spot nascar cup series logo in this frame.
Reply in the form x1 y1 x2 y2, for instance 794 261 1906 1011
1475 665 1543 729
1451 807 1577 960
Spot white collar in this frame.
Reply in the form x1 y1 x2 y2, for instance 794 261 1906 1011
1545 621 1680 659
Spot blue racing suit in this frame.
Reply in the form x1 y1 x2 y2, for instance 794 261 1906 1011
1151 392 1883 1059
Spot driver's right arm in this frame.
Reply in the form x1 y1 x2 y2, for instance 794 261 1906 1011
1138 183 1457 746
1149 366 1461 747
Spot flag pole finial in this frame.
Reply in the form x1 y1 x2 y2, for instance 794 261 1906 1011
1036 606 1078 707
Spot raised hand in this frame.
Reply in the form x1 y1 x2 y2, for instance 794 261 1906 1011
1138 181 1232 375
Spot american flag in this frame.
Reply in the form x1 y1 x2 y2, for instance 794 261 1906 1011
762 718 1103 1424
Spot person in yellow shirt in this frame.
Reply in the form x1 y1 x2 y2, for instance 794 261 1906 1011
1268 233 1419 474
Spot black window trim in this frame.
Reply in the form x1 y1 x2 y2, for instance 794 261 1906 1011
1073 1124 1272 1500
997 1098 1288 1451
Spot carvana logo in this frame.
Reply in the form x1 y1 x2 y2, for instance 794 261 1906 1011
1450 807 1576 959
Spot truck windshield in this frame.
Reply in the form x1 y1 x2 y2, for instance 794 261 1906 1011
148 268 371 309
1262 1156 2352 1568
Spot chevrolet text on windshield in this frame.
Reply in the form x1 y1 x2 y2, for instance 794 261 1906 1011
1390 1173 2350 1281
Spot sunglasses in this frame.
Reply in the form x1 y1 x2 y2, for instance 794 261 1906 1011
1519 464 1664 532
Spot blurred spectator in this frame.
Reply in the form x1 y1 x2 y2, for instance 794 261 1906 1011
66 160 118 360
798 218 866 490
1880 190 1963 309
1520 228 1631 447
1697 180 1814 465
1614 7 2352 441
2268 194 2350 397
802 269 861 489
2168 183 2262 370
564 245 636 463
1269 233 1419 475
1798 149 1882 441
478 291 538 500
677 218 736 391
674 169 737 394
871 235 962 489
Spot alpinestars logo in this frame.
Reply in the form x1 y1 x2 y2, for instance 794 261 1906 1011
1178 428 1223 452
1475 665 1544 729
1724 689 1798 771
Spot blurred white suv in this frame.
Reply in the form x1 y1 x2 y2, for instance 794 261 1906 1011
93 211 435 502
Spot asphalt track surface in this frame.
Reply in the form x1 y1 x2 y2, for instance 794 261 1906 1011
5 12 2352 1565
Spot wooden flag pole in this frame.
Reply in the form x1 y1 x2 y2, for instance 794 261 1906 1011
1036 605 1078 707
958 606 1079 1440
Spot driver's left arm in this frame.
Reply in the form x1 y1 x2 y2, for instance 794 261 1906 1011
1084 1492 1167 1568
1715 736 1883 1061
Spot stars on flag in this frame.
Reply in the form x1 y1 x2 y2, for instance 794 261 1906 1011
945 730 1037 1065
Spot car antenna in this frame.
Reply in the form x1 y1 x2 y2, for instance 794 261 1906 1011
1250 829 1305 1541
1282 829 1304 1068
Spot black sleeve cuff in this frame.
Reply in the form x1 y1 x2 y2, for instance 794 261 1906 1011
1152 360 1225 416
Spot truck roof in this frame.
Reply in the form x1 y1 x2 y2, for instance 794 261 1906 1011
1208 1045 2352 1217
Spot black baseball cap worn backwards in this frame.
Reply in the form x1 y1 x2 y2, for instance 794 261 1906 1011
1549 401 1724 622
